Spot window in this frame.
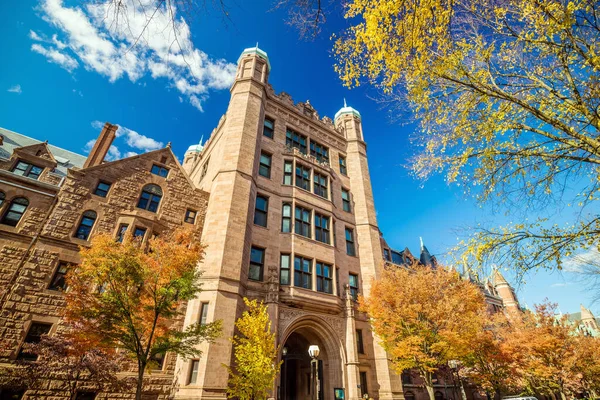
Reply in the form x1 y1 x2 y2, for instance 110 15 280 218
286 129 307 154
383 248 391 261
345 228 356 256
434 392 444 400
349 273 359 300
12 161 43 180
404 393 415 400
263 117 274 138
48 262 69 291
249 247 265 281
294 206 311 238
359 371 368 397
185 209 197 224
259 152 272 178
150 353 165 370
316 262 332 294
189 360 200 384
280 254 290 285
254 195 268 227
75 392 97 400
74 210 97 240
310 141 329 163
137 184 163 213
342 189 351 212
150 164 169 178
391 251 404 265
294 256 312 289
401 372 413 385
283 161 293 185
339 155 347 175
313 172 328 199
0 191 4 207
1 197 29 227
314 213 330 244
200 158 210 180
281 203 292 233
116 224 129 242
295 163 311 191
0 389 24 400
17 322 52 360
356 329 364 354
94 181 111 197
133 227 147 239
199 302 209 325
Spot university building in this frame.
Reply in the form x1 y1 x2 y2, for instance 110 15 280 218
0 46 547 400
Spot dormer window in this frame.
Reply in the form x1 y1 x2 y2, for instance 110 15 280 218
12 161 43 180
150 164 169 178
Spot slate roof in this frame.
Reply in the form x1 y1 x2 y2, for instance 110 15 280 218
0 127 87 177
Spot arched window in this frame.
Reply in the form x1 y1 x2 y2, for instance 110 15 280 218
404 392 415 400
0 191 5 207
435 391 444 400
74 210 97 240
137 184 163 213
1 197 29 227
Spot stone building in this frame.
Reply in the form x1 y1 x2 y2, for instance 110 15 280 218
0 124 208 399
0 45 549 400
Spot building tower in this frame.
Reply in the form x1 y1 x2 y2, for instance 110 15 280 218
176 46 403 400
580 304 599 332
492 269 520 312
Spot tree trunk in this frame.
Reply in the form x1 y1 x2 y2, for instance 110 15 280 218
559 392 566 400
136 363 146 400
423 371 435 400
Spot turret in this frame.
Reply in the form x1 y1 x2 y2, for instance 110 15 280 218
492 269 520 312
335 99 363 142
235 45 270 87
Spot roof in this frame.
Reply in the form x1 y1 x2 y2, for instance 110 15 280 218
238 46 271 71
0 127 87 177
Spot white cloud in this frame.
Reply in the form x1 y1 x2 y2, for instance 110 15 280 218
7 84 22 94
91 120 104 130
117 125 163 152
31 43 79 72
550 282 571 288
87 121 163 159
563 247 600 273
33 0 236 111
106 145 121 161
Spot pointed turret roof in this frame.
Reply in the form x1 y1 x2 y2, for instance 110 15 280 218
492 269 508 285
419 237 436 267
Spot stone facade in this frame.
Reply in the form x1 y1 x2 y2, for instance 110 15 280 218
0 46 546 400
0 124 208 399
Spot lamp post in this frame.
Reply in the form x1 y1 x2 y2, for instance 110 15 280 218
308 345 320 400
282 346 288 400
449 360 466 400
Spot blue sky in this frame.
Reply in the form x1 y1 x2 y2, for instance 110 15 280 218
1 0 596 316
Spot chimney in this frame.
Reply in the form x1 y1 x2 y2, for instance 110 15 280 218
83 122 118 168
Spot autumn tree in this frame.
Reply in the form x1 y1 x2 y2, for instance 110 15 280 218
462 313 519 400
572 334 600 397
360 265 486 400
334 0 600 274
226 298 281 400
65 230 221 400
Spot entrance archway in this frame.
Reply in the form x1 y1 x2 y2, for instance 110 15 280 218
279 317 345 400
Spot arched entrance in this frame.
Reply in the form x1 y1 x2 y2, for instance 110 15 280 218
279 318 345 400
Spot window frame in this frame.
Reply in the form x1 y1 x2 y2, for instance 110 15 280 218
12 160 44 180
316 261 333 294
133 226 147 240
93 181 112 197
263 117 275 139
116 223 129 243
137 184 163 213
188 359 200 385
150 164 169 178
294 205 311 238
249 246 265 281
74 210 97 241
339 155 348 175
283 160 293 185
254 195 269 227
295 163 311 191
356 329 365 354
199 302 209 325
345 227 356 256
281 203 292 233
286 129 307 154
258 152 272 178
48 261 69 291
342 189 351 213
349 273 359 300
1 197 29 227
310 141 329 164
314 213 330 244
184 209 197 224
313 171 328 199
294 256 312 290
17 322 53 361
280 253 291 285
